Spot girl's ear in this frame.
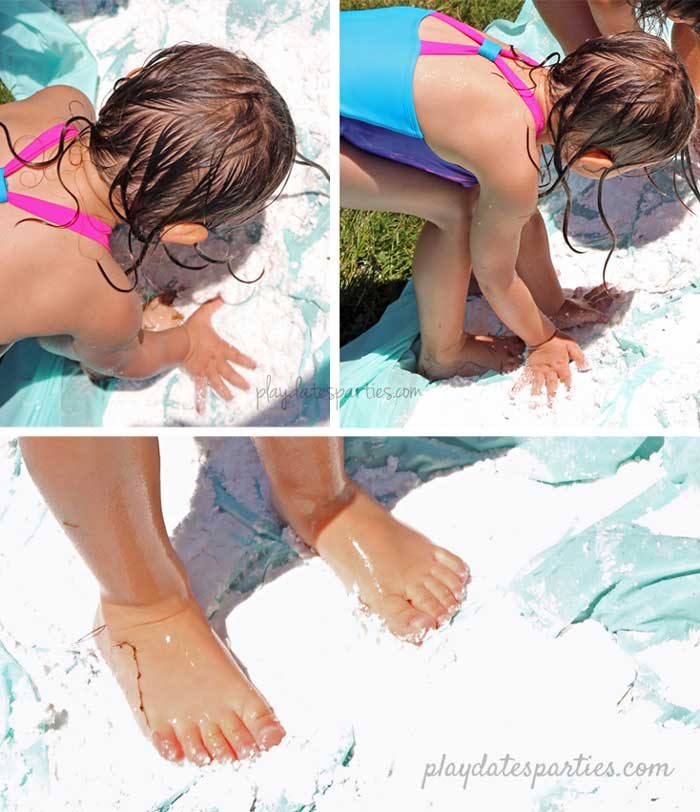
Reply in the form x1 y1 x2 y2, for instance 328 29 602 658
160 222 209 245
576 148 614 175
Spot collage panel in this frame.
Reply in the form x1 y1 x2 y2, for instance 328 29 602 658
0 0 329 428
340 0 700 431
1 435 699 808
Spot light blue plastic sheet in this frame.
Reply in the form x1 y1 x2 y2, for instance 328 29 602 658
0 0 97 100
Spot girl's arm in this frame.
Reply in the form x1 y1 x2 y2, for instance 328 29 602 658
672 22 700 96
469 185 556 347
533 0 602 53
469 179 588 394
66 296 255 404
587 0 641 34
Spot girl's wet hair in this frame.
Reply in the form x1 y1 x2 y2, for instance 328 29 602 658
534 30 699 280
635 0 700 32
1 43 325 291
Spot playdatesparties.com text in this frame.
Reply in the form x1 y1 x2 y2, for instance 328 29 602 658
256 374 421 410
421 753 674 791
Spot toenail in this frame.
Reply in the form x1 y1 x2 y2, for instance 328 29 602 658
410 616 429 631
258 725 283 749
160 743 180 762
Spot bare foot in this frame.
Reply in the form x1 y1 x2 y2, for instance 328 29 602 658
313 486 471 643
95 595 285 765
553 285 621 330
418 333 525 380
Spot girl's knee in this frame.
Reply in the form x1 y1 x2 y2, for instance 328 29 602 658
433 187 479 231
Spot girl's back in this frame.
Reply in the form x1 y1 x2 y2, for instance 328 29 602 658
341 7 543 191
0 86 132 355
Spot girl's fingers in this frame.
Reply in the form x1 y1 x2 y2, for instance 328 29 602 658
568 342 589 372
558 361 572 390
531 370 544 397
207 362 233 402
219 360 250 391
201 296 225 318
545 369 558 402
225 345 256 370
194 376 208 415
511 369 531 396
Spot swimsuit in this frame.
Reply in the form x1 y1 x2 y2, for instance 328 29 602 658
0 121 112 248
340 6 545 187
0 122 113 362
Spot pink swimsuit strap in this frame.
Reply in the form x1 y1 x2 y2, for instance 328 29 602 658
0 122 112 250
420 11 546 136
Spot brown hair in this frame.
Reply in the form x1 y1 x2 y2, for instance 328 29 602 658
0 43 324 291
635 0 700 32
537 31 699 279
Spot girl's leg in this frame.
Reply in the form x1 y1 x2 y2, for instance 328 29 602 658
20 437 284 765
254 437 471 642
341 139 523 379
533 0 601 53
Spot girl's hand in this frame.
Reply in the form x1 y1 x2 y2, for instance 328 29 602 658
512 331 589 402
553 284 620 330
182 297 256 412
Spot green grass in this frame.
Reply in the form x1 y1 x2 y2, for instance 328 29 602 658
340 0 523 345
0 80 14 106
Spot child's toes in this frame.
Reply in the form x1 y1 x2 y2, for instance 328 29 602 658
431 563 468 602
378 595 435 642
176 722 212 766
424 576 460 616
242 699 286 752
152 724 185 763
406 583 450 625
201 721 235 763
221 712 258 760
433 547 470 581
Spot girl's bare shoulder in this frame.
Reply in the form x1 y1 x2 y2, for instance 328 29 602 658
23 85 96 123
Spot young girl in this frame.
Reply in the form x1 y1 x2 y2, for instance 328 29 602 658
340 6 698 399
20 437 469 766
0 44 299 405
535 0 700 93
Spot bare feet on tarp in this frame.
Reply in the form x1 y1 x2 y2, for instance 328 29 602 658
312 485 471 643
419 333 525 379
95 595 285 765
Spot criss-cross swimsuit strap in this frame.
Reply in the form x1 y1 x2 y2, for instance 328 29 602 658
0 122 112 249
420 11 546 136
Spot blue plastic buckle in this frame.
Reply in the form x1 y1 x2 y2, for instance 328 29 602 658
478 39 502 62
0 168 7 204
